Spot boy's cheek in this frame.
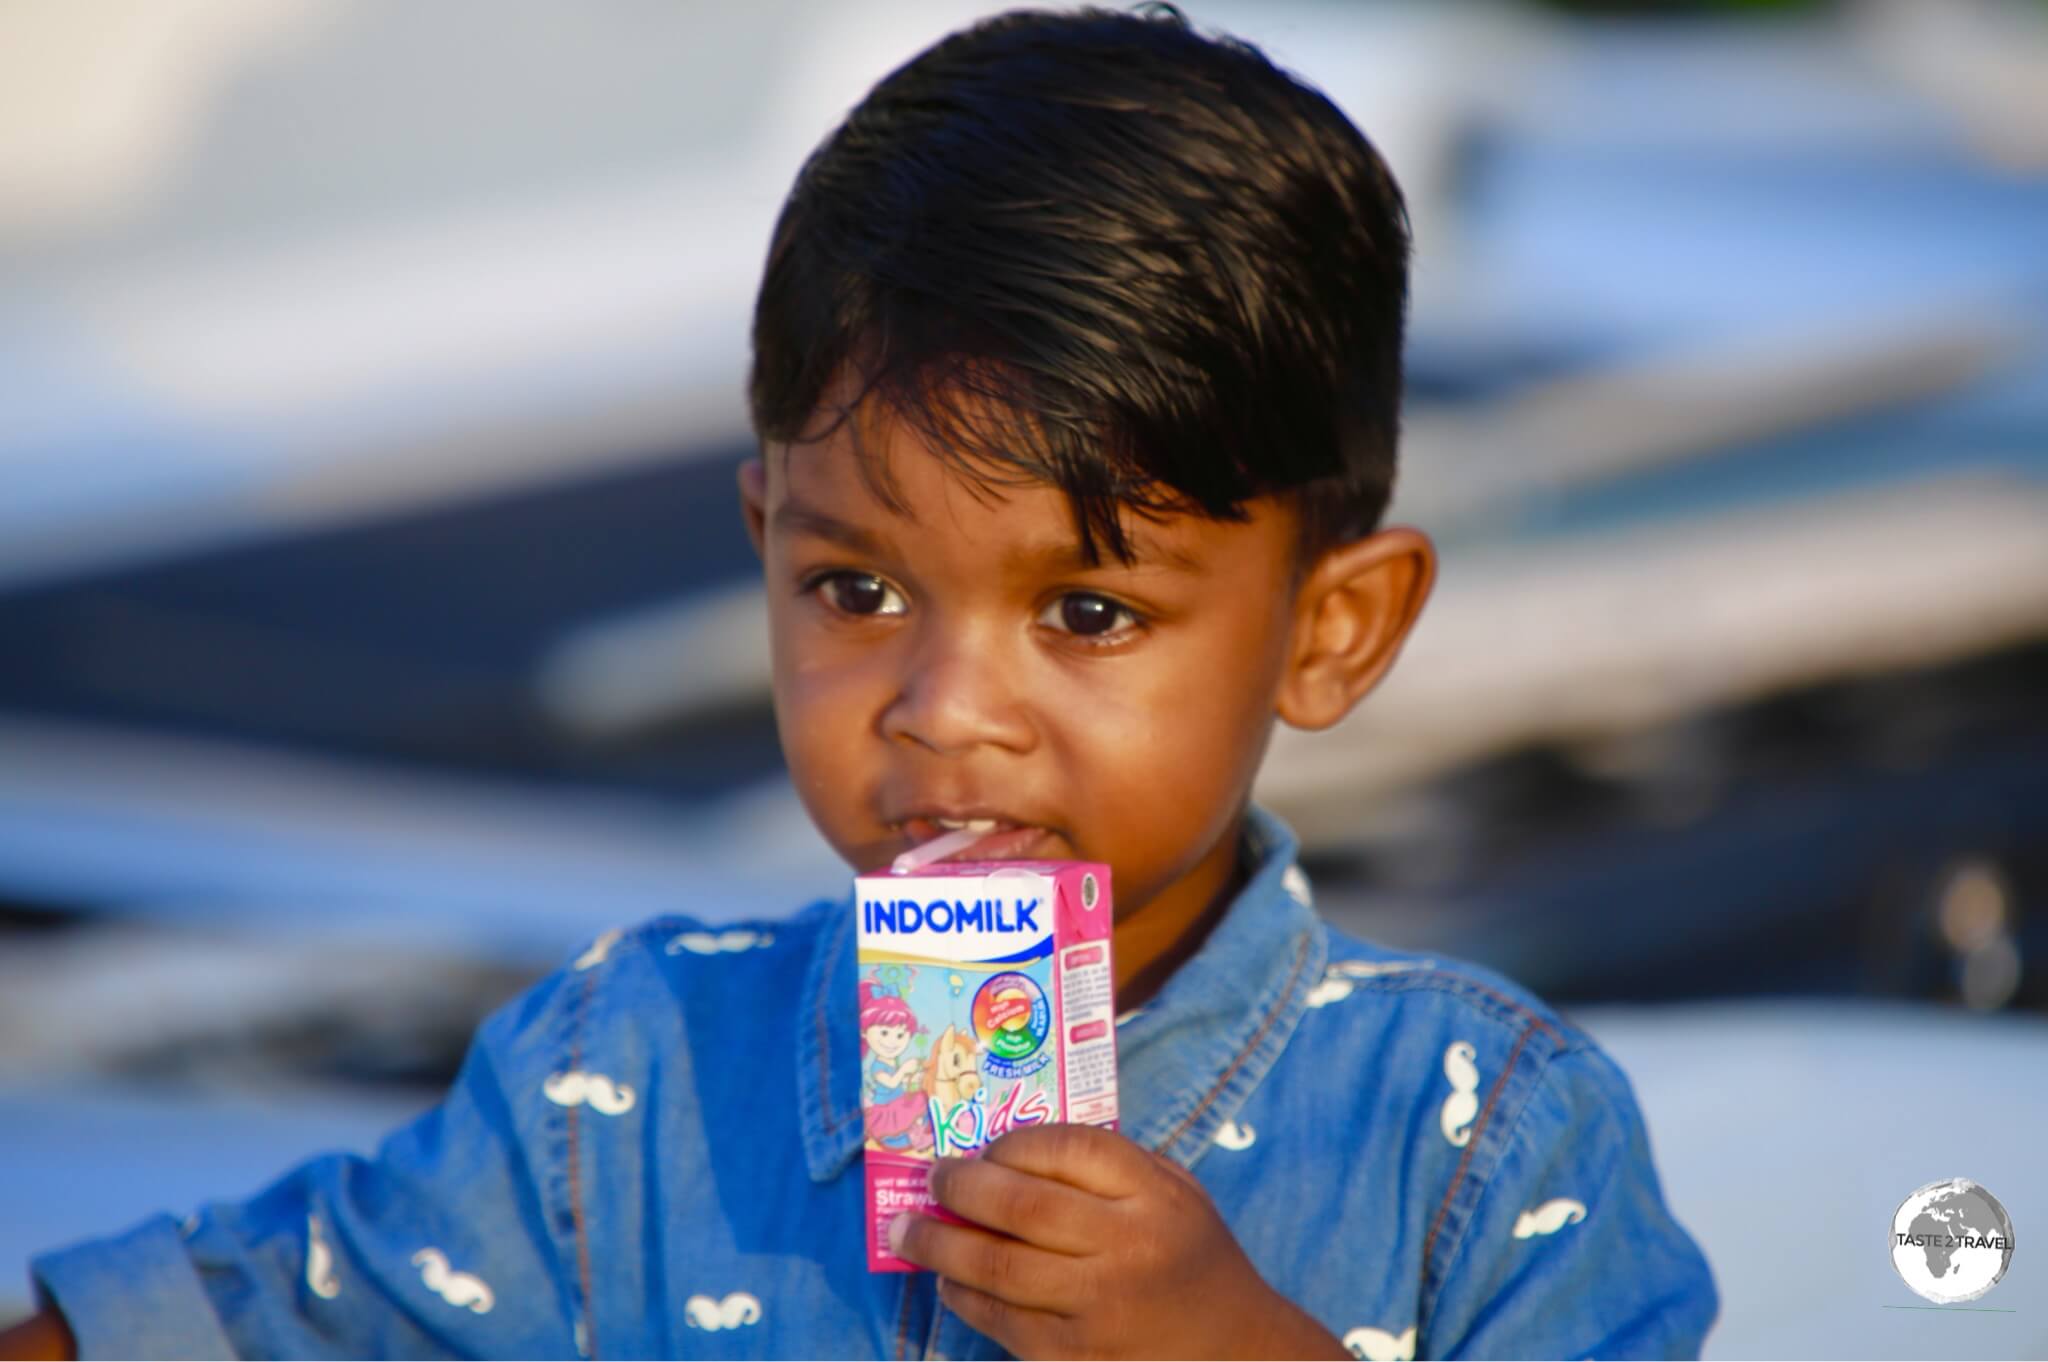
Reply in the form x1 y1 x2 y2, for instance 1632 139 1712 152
774 721 862 840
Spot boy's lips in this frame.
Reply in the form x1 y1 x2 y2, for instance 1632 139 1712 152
892 813 1059 862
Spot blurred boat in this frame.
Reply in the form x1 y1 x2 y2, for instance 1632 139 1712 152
4 0 2046 972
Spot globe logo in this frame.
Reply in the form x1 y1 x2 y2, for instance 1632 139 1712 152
1890 1179 2015 1304
970 971 1051 1079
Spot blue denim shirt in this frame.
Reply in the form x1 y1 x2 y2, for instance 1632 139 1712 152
33 808 1717 1359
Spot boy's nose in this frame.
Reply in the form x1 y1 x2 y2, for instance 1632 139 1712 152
878 624 1036 757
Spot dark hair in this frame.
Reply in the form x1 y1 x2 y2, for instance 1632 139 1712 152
748 3 1410 564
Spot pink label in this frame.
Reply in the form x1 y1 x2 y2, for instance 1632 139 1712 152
1067 1020 1108 1044
865 1159 934 1272
866 1158 972 1272
1064 944 1104 968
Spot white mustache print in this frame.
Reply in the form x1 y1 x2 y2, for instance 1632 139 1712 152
1343 1324 1416 1360
573 927 624 971
544 1070 637 1116
1214 1120 1257 1151
1305 978 1352 1008
667 928 773 955
412 1248 494 1314
1513 1197 1587 1239
1304 959 1435 1009
306 1214 340 1299
1281 864 1314 906
1440 1041 1480 1147
684 1292 763 1331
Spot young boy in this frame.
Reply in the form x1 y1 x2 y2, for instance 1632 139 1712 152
4 6 1717 1359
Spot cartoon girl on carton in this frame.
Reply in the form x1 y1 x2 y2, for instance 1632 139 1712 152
858 974 932 1151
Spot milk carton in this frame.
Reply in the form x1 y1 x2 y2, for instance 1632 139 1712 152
854 860 1117 1272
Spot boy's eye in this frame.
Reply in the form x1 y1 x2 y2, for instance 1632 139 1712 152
1039 592 1139 640
813 571 907 617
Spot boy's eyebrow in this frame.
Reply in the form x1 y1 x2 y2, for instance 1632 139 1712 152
773 495 1203 574
1021 534 1205 576
772 500 888 557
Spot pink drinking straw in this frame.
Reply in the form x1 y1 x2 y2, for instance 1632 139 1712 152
890 827 989 875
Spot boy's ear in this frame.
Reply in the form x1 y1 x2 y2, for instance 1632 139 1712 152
1275 527 1436 732
737 456 768 559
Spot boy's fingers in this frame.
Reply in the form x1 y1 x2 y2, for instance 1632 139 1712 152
980 1123 1147 1197
927 1156 1106 1255
889 1214 1082 1313
937 1277 1068 1355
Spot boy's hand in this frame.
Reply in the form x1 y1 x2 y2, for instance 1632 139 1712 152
891 1125 1348 1360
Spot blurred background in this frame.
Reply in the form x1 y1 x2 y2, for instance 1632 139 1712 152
2 0 2046 1355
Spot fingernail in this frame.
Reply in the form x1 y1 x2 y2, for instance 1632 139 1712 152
887 1213 910 1254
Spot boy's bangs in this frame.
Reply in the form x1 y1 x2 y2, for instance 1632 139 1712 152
836 348 1221 568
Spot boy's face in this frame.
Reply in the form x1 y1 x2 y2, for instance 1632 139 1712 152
742 382 1431 956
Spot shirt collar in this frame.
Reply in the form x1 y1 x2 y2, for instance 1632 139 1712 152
798 805 1326 1182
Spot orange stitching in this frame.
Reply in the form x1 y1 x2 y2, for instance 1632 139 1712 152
1433 976 1563 1041
1420 1018 1538 1284
893 1273 916 1361
1156 931 1313 1153
568 968 599 1359
817 908 855 1134
1357 966 1565 1044
924 1285 946 1359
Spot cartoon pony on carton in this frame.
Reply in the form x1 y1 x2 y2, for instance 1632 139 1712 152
859 967 992 1153
923 1025 982 1109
